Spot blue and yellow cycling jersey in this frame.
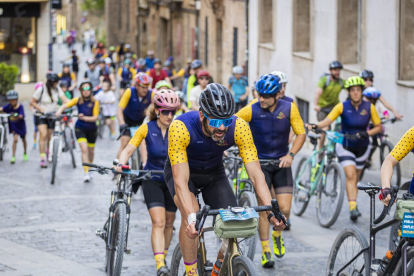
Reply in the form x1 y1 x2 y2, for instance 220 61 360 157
66 97 99 130
327 100 381 147
168 111 258 170
119 87 152 125
129 120 168 182
390 126 414 194
117 67 136 81
236 99 305 159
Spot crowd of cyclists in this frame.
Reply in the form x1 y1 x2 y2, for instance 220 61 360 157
1 40 413 275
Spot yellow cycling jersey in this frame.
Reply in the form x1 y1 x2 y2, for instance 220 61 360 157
129 123 148 147
391 126 414 161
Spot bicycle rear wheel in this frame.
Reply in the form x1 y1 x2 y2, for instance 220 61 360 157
65 127 76 168
106 203 127 276
51 138 59 185
317 161 345 228
293 157 312 216
380 141 401 187
231 255 259 276
326 227 370 276
394 247 414 276
238 191 258 261
170 244 203 276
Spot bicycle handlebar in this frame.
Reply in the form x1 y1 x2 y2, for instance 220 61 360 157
82 162 164 177
195 199 288 235
373 185 399 225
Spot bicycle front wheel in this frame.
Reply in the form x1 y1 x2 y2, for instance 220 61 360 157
293 157 312 216
231 255 259 276
317 161 345 228
170 244 203 276
65 127 76 168
326 227 370 276
394 247 414 276
238 191 258 261
51 138 59 185
106 203 127 276
380 141 401 187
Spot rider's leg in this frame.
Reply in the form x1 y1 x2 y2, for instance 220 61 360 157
148 207 167 269
12 133 18 157
38 124 48 159
78 140 89 173
116 136 130 159
21 135 27 154
344 165 358 210
87 144 95 164
258 165 272 257
164 211 176 258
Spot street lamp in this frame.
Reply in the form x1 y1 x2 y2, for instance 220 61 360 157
20 47 30 83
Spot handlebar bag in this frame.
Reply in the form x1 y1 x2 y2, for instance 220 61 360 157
394 198 414 221
214 208 258 239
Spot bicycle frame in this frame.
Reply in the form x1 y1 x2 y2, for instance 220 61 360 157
49 120 63 162
0 115 9 149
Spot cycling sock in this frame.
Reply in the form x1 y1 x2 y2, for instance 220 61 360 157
272 230 282 238
164 248 168 258
40 153 46 159
83 162 90 173
261 238 271 253
154 252 165 270
184 259 198 276
349 200 357 211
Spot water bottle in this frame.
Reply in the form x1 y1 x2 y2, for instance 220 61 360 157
377 251 393 276
211 259 223 276
310 163 320 182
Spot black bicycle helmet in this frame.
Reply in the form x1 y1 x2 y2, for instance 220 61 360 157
59 80 69 88
329 61 343 69
46 73 60 82
6 90 18 100
199 83 235 119
359 69 374 79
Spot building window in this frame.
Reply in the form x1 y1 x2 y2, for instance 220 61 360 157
233 28 238 66
259 0 273 44
118 0 122 30
399 0 414 80
296 98 309 124
293 0 310 53
337 0 362 64
205 17 208 66
0 17 37 83
126 0 130 32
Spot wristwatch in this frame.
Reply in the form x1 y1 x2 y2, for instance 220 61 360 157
289 152 295 159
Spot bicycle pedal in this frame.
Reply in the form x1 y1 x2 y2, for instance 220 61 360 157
95 229 107 239
125 248 131 254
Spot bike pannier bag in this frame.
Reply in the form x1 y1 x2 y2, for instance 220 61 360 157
214 214 258 239
394 199 414 221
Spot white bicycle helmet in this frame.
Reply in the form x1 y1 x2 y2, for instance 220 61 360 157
270 71 288 84
232 66 244 74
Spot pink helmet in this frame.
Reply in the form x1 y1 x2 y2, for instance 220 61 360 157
153 89 180 109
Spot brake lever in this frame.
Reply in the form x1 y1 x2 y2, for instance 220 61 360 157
387 185 399 214
271 199 288 228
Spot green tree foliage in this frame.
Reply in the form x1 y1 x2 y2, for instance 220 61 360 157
81 0 104 11
0 63 19 95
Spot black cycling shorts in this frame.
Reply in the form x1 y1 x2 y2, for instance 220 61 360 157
261 164 293 195
164 158 237 210
75 127 97 145
120 80 131 89
35 117 56 129
143 179 177 212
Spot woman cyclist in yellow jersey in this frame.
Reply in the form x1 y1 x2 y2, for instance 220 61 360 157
56 80 99 182
116 90 180 276
307 76 382 221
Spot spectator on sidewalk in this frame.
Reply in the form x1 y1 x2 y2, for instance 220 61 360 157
229 65 249 111
146 50 155 69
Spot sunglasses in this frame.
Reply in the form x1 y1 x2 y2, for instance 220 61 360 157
81 86 91 91
258 93 275 99
203 113 233 128
159 109 177 116
363 78 373 82
199 77 209 81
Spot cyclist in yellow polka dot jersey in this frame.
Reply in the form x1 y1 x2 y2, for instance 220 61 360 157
237 73 306 267
381 126 414 205
163 83 285 275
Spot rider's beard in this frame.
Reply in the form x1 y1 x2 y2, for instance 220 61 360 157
211 128 227 142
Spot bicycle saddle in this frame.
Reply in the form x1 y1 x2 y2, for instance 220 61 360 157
308 132 321 139
357 182 381 191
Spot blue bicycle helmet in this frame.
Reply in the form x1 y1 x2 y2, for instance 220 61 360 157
191 59 202 69
363 87 381 99
255 74 282 94
6 90 18 100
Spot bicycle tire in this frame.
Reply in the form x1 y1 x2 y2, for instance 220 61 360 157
394 247 414 276
106 203 127 276
0 128 4 161
238 191 258 261
317 161 345 228
130 148 140 170
65 127 76 168
326 227 370 276
231 255 259 276
388 219 401 252
51 138 59 185
293 157 312 216
380 141 401 187
170 243 203 276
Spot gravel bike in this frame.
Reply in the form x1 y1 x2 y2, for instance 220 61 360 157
84 161 163 276
293 129 346 228
326 182 414 276
170 194 288 276
360 118 401 187
36 112 77 184
0 113 10 161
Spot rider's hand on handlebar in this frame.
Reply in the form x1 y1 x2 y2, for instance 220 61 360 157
119 124 128 133
314 106 321 112
395 113 403 120
113 164 124 173
55 110 62 118
186 222 199 239
379 188 392 206
356 131 369 140
305 123 317 131
269 215 286 231
279 154 293 168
